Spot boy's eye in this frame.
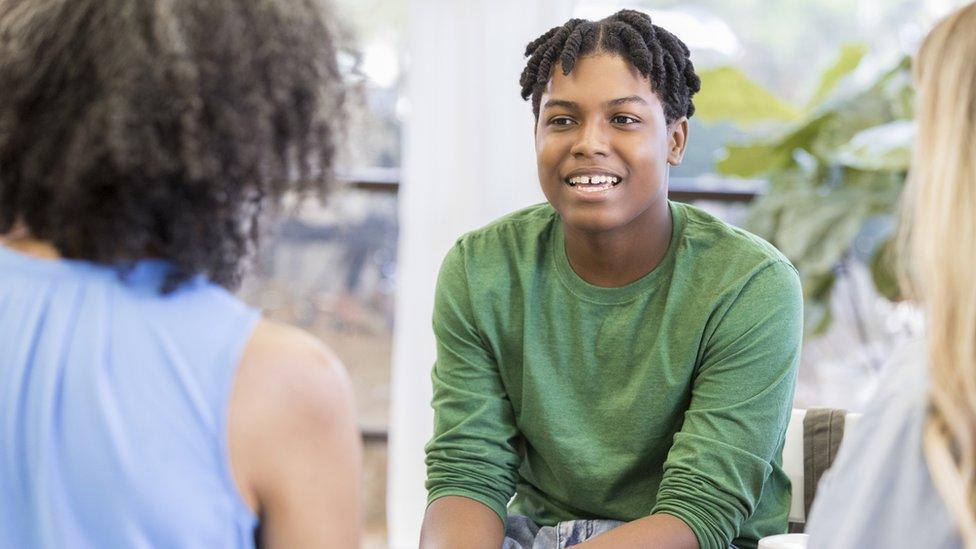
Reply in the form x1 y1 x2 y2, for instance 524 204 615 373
549 116 575 126
612 115 640 125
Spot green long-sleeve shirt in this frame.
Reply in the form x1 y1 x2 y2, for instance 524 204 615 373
425 201 802 549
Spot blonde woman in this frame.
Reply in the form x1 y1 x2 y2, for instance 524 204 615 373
804 3 976 548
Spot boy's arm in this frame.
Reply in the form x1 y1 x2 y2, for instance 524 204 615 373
421 243 521 547
574 514 698 549
583 260 802 549
420 496 505 549
650 260 802 549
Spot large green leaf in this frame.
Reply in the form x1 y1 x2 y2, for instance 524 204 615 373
743 184 797 239
717 113 834 177
806 43 869 109
840 170 906 212
833 120 915 172
715 143 789 177
695 67 802 125
713 50 915 334
774 192 869 275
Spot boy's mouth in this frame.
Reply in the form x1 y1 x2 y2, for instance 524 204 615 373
564 174 621 194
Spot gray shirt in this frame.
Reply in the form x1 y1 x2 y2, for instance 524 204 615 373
805 339 962 548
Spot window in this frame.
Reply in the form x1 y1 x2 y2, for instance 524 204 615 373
237 0 405 543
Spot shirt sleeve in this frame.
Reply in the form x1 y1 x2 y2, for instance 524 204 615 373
650 260 803 549
424 242 521 523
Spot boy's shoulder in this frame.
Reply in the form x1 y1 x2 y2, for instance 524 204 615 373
675 201 794 275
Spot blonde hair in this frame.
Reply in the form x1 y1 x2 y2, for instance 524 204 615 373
899 2 976 544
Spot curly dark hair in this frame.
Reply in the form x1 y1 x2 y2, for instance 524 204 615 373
0 0 346 291
519 9 701 124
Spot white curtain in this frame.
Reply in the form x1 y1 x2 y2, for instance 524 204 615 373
387 1 577 547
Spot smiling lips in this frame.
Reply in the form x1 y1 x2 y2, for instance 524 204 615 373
565 174 621 194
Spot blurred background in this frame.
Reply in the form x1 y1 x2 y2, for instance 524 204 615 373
234 0 969 546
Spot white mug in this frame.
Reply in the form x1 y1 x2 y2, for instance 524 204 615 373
757 533 809 549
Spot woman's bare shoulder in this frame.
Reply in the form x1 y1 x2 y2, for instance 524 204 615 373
229 318 359 515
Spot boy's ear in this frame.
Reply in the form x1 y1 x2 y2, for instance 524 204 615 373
667 117 689 166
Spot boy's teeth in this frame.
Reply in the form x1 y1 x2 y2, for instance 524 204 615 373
579 181 617 192
568 175 619 185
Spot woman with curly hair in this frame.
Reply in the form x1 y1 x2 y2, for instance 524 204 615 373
0 1 359 547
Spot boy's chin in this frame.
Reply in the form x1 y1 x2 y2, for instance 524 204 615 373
557 208 631 235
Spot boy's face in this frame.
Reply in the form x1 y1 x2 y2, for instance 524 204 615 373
535 53 687 235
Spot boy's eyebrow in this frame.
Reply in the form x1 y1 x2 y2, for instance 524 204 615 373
542 99 579 111
542 96 649 111
606 95 648 107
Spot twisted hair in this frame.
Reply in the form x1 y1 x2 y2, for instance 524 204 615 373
0 0 346 291
519 9 700 124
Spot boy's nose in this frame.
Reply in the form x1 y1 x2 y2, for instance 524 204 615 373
570 122 610 157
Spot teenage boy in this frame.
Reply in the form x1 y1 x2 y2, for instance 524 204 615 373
421 10 802 549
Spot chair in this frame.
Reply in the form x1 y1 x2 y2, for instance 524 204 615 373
783 408 861 530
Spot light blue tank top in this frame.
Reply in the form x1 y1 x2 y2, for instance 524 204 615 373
0 245 260 548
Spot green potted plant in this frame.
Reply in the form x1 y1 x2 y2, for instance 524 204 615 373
696 46 914 334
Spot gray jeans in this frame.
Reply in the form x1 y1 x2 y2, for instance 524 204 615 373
503 515 623 548
503 514 738 549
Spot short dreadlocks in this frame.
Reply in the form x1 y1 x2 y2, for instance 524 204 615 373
519 9 701 124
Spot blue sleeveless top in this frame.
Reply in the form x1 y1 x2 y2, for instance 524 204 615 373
0 245 260 548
